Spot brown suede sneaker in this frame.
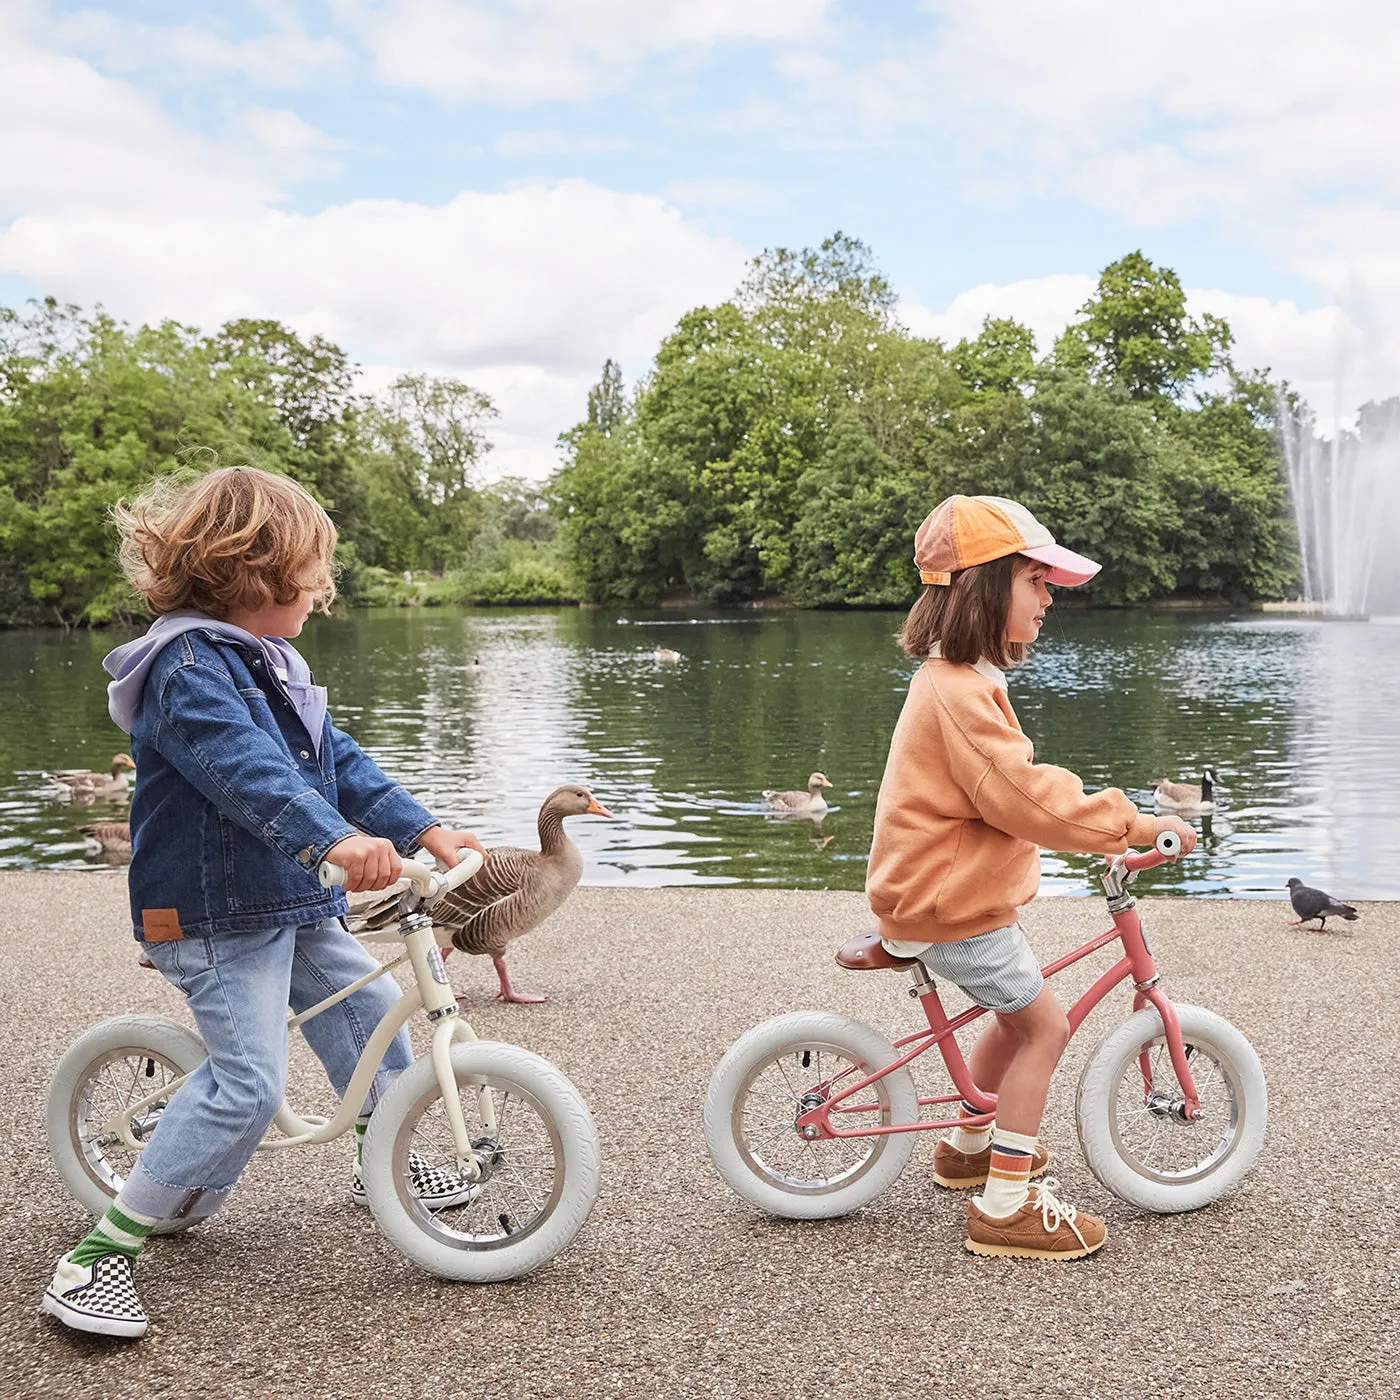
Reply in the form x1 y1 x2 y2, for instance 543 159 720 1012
964 1179 1107 1260
932 1137 1050 1189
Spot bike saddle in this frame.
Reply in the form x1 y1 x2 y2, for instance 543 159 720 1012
835 931 920 972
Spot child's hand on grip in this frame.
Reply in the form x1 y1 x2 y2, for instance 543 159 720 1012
323 834 403 891
1153 815 1198 856
417 826 486 868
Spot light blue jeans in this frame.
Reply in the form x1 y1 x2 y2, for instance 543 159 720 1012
121 918 414 1223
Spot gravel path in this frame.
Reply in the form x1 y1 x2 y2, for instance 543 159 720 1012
1 873 1394 1399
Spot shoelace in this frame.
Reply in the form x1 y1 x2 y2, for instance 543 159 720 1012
1027 1177 1088 1249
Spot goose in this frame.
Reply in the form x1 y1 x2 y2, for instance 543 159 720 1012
654 647 682 663
464 655 481 673
1151 769 1217 814
351 786 612 1003
77 822 132 856
763 772 833 814
46 754 135 801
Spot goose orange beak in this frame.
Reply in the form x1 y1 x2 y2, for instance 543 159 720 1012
586 797 614 817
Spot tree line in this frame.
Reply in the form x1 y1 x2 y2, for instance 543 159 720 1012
0 303 566 625
1 238 1307 625
552 237 1300 607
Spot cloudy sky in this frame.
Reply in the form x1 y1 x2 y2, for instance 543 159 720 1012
3 1 1398 476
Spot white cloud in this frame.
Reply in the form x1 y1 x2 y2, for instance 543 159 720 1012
0 19 747 479
494 130 632 157
49 4 346 87
337 0 832 102
899 275 1095 358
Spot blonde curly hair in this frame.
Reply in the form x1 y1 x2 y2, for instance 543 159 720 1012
113 465 338 618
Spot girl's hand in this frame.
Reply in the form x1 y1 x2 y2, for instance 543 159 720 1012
418 825 487 868
1153 815 1198 856
324 835 402 892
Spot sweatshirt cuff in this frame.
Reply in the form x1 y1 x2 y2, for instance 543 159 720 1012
1129 812 1160 846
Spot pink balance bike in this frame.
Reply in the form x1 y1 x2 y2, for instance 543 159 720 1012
703 833 1267 1217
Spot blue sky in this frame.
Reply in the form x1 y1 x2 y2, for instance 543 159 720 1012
3 1 1396 474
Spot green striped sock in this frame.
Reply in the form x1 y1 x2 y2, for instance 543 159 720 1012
68 1201 157 1267
355 1114 371 1165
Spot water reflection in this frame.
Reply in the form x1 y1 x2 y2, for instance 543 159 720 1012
1 608 1397 897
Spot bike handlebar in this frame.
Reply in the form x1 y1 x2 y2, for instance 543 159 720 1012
318 847 484 901
1122 829 1185 872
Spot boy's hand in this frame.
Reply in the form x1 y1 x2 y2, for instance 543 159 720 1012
324 835 403 892
1153 815 1198 856
417 825 487 868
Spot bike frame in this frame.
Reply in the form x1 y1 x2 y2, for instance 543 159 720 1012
100 913 495 1177
794 848 1204 1142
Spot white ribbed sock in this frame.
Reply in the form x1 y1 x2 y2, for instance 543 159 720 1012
947 1100 993 1154
974 1126 1038 1218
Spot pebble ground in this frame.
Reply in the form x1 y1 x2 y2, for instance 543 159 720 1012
1 873 1394 1400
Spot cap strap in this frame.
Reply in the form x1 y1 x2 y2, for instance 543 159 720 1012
919 570 952 586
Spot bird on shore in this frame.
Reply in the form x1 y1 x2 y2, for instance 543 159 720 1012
46 754 135 801
763 772 833 814
1287 878 1359 931
349 786 613 1003
1152 769 1217 814
77 821 132 856
654 647 682 663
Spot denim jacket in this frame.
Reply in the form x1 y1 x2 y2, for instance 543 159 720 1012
124 628 437 939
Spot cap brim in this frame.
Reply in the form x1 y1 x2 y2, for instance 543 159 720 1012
1019 543 1101 587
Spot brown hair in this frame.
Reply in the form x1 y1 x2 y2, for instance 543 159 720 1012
113 465 337 618
897 553 1033 667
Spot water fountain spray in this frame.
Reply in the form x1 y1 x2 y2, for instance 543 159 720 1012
1278 394 1400 617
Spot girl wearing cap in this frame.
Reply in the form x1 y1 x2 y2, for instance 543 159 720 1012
866 495 1196 1261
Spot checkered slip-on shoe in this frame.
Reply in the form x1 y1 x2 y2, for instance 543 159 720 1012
351 1151 482 1210
42 1253 148 1338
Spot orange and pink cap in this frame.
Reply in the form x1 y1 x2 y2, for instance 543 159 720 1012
913 495 1100 587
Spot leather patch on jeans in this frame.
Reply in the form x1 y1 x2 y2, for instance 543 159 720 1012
142 908 184 942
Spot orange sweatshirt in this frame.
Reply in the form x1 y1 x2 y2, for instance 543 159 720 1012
867 656 1158 945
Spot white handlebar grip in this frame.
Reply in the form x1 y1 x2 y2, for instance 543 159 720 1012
319 861 348 888
1155 829 1183 858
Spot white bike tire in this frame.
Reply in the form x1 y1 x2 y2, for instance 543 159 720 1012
1076 1002 1267 1214
47 1014 208 1234
361 1041 601 1283
703 1011 918 1220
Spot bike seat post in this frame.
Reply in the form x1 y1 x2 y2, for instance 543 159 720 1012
908 959 936 1001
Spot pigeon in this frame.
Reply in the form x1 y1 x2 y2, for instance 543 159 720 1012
1152 769 1217 814
1286 878 1359 931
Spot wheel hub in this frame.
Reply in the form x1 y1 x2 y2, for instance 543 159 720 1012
795 1091 826 1139
469 1135 506 1181
1144 1089 1201 1122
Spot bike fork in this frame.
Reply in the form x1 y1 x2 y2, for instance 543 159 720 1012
407 919 498 1173
1135 983 1204 1120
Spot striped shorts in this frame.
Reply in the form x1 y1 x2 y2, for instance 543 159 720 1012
882 922 1044 1015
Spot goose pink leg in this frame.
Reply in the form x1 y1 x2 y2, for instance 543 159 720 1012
493 955 548 1005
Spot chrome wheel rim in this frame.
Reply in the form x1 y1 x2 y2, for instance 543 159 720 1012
731 1041 891 1195
392 1074 564 1251
69 1047 185 1195
1108 1034 1243 1184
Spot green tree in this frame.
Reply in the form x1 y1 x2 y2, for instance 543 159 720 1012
586 359 626 436
1064 251 1232 402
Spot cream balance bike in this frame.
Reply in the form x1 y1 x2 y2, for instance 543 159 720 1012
47 851 602 1282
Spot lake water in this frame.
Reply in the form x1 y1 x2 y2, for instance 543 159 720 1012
3 606 1398 899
